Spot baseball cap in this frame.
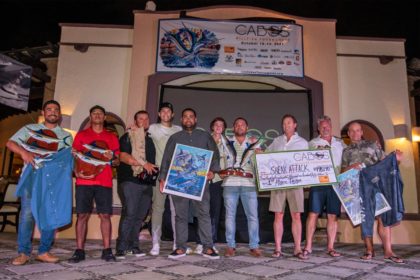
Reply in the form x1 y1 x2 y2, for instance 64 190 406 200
89 105 106 114
159 102 174 112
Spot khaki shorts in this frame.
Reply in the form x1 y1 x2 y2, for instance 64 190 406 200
269 188 304 213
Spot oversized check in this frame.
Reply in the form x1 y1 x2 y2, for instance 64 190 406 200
254 149 338 191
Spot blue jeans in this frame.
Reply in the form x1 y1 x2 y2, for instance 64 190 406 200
18 186 55 255
223 186 260 249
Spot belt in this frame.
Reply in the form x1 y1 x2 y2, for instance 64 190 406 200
219 169 254 178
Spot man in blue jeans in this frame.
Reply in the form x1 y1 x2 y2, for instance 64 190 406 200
221 117 262 257
6 100 73 265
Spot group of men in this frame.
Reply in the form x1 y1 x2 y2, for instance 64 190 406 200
6 99 404 265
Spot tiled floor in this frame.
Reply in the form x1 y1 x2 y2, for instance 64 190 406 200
1 232 420 279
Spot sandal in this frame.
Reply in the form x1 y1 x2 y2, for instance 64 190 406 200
384 255 404 264
302 249 312 257
327 249 341 257
294 252 308 260
360 252 375 260
271 250 283 258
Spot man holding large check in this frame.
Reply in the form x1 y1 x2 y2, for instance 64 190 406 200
265 114 309 259
303 116 346 258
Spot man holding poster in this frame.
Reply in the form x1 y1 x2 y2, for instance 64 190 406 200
303 116 346 258
159 108 220 260
266 114 308 259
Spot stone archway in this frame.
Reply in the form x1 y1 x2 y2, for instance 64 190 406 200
78 112 126 138
340 119 385 149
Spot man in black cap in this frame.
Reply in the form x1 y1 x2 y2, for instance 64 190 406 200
148 102 181 255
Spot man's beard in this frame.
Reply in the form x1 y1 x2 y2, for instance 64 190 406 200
182 123 196 130
234 131 246 137
45 116 59 125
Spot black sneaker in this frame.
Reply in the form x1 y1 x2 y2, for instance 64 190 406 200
130 248 146 257
68 249 85 263
202 247 220 260
101 248 116 262
168 248 186 259
115 250 126 260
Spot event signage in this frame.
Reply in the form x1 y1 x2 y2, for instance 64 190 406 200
156 19 304 77
162 144 213 201
254 149 337 191
0 54 32 111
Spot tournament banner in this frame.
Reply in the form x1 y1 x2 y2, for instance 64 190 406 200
254 149 337 191
163 144 213 201
157 19 303 77
0 54 32 110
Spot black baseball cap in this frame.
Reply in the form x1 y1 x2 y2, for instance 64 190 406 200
89 105 106 114
159 102 174 112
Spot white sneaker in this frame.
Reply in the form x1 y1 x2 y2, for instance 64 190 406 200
149 243 160 256
194 244 203 255
186 247 193 255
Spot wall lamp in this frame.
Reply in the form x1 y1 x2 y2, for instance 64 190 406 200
412 127 420 142
74 44 89 53
394 124 409 139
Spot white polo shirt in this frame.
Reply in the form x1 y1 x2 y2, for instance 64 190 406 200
266 132 308 152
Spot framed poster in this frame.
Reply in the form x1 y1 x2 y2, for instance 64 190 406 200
0 54 32 110
254 149 337 191
334 168 391 226
156 19 304 77
162 144 213 201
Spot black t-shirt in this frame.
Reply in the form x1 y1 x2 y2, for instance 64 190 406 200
117 132 156 184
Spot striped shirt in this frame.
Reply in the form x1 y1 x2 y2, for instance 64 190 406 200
222 136 258 187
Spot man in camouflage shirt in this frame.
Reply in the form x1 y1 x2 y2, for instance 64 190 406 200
342 138 385 169
341 121 403 264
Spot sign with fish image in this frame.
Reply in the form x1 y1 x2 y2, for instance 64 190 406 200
156 19 304 77
0 54 32 110
334 168 391 226
18 127 67 168
162 144 213 201
74 140 112 179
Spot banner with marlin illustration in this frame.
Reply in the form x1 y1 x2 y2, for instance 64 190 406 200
254 149 337 191
0 54 32 110
156 19 303 77
163 144 213 201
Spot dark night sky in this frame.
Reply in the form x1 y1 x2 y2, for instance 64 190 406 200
1 0 420 59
